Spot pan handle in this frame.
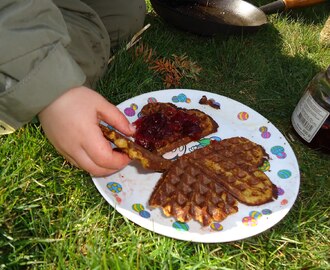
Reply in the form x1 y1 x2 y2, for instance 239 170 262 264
284 0 326 9
260 0 326 14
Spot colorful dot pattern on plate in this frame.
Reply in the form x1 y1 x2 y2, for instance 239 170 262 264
242 210 272 227
277 187 285 196
210 136 221 142
92 89 300 243
147 97 157 103
210 222 223 231
106 182 122 203
173 221 189 231
198 138 212 147
259 126 271 139
259 160 270 172
242 216 258 226
107 182 122 193
172 93 191 103
271 145 287 159
132 203 144 212
237 111 249 120
188 136 222 152
278 170 292 179
262 209 272 215
124 103 138 117
132 203 151 219
250 211 263 220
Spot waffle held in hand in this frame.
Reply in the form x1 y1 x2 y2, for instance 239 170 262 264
100 124 172 172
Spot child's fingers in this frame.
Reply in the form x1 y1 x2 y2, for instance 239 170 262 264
97 99 135 136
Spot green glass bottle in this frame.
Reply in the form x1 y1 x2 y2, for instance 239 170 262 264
291 66 330 153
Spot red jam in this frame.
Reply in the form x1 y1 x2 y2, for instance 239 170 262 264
133 107 202 152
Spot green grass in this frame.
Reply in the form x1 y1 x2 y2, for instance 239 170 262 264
1 2 330 269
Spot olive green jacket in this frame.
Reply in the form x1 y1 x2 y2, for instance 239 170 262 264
0 0 145 135
0 0 88 134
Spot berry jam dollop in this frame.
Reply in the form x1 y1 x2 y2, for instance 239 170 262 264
133 107 202 152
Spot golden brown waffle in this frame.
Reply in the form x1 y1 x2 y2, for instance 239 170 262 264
185 137 277 206
149 155 239 226
102 120 277 225
149 137 277 226
100 125 172 172
133 102 219 155
186 137 269 169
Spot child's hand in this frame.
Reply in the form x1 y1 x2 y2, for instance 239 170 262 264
38 86 135 176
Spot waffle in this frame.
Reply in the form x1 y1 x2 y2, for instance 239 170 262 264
100 125 172 172
185 137 278 206
133 102 218 155
148 155 239 226
149 137 277 225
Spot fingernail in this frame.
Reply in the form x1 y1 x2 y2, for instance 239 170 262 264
129 123 136 134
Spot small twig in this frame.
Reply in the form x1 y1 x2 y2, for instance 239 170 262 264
126 24 151 50
108 23 151 64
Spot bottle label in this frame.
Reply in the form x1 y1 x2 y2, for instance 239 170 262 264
292 91 330 143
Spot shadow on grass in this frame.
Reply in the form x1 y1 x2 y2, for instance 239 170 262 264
140 4 329 126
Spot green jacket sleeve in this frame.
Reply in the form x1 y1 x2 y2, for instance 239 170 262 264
0 0 86 134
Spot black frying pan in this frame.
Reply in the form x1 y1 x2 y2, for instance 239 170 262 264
150 0 268 35
150 0 326 35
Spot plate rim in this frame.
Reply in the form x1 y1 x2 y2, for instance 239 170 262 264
92 88 301 243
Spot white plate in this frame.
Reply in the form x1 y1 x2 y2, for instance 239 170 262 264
92 89 300 243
